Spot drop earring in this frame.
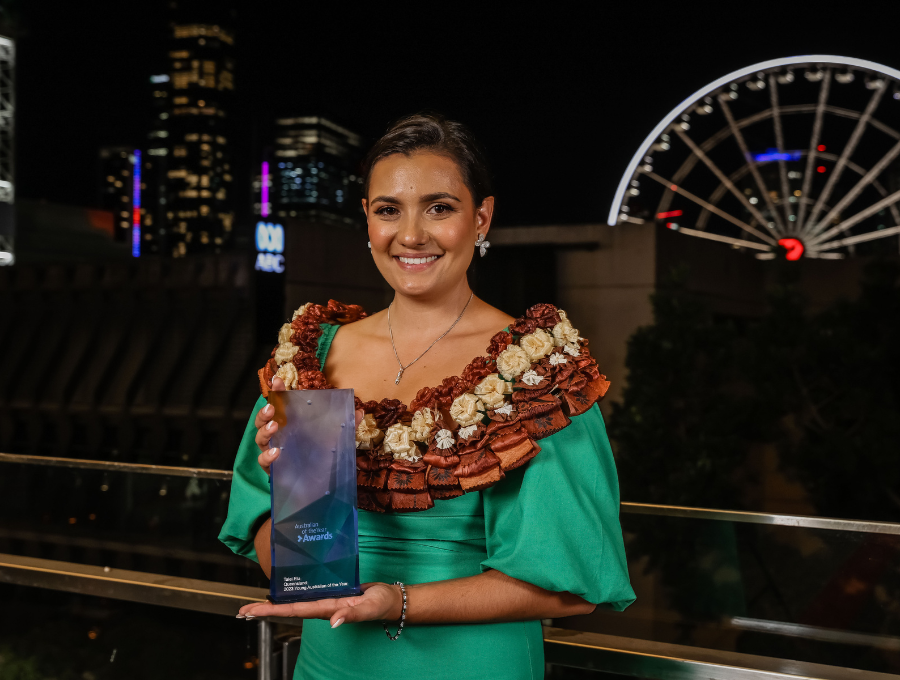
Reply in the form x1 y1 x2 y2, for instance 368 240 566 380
367 241 372 249
475 234 490 257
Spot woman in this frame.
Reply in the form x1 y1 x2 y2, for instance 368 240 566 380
219 114 635 679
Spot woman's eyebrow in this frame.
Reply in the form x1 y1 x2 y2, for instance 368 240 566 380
421 192 462 202
370 195 400 204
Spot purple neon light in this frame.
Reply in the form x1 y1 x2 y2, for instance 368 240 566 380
261 161 270 217
132 150 141 257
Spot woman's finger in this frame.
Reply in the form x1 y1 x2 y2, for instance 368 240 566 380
355 409 364 429
272 377 286 391
253 403 274 430
255 418 278 452
329 590 390 627
257 447 279 475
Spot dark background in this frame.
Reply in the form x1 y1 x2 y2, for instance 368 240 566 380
8 0 900 227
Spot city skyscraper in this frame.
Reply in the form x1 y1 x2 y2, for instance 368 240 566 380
254 116 364 226
146 8 235 258
98 146 137 245
0 34 14 266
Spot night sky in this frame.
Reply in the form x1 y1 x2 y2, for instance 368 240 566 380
9 0 900 228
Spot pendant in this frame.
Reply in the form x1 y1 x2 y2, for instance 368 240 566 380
395 368 404 385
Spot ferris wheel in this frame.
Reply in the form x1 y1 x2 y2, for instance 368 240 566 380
609 56 900 260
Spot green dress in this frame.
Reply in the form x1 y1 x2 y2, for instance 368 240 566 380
219 323 635 680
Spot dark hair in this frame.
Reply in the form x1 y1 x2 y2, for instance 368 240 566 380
363 113 493 205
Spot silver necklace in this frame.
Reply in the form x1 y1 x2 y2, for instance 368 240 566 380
387 292 475 385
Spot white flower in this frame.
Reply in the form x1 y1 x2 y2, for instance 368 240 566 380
355 414 383 450
563 344 581 357
519 328 554 362
521 370 544 386
435 429 455 450
474 373 513 409
383 423 419 461
458 424 478 439
496 344 531 380
274 342 299 366
410 408 435 442
275 362 299 389
552 317 581 347
277 323 294 345
292 303 312 320
494 402 514 416
549 353 568 366
450 392 485 427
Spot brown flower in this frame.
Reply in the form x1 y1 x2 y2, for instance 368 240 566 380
525 303 562 329
487 331 514 359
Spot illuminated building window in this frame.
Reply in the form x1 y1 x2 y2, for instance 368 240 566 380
120 195 129 202
200 175 210 187
167 169 188 178
185 133 200 142
120 211 129 218
185 231 193 242
200 189 212 198
223 174 232 182
216 188 226 200
200 143 211 151
174 97 189 105
169 50 190 59
120 221 129 228
115 180 123 188
173 146 188 157
200 231 210 244
144 233 153 240
214 237 223 245
203 60 215 73
197 100 206 107
216 136 226 145
149 130 169 138
199 204 210 216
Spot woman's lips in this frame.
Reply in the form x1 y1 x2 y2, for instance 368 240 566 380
393 254 442 271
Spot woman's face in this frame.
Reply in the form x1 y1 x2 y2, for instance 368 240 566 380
363 151 494 300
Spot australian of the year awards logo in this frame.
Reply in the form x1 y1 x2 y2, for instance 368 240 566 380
295 522 334 542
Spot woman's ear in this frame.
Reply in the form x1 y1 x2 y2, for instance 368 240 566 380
475 196 495 237
361 198 369 216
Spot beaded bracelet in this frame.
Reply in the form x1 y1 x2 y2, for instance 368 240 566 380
383 581 407 641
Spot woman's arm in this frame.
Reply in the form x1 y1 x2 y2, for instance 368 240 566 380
243 520 594 626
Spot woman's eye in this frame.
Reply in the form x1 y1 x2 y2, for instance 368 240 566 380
429 203 453 215
375 206 399 216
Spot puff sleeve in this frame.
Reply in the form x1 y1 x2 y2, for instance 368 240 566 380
218 395 271 563
480 403 635 610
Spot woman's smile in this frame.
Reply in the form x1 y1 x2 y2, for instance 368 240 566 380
394 253 442 271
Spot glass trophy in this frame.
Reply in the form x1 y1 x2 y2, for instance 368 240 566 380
268 389 362 603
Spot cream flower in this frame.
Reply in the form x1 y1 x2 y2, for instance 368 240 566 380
458 424 478 440
549 353 568 366
292 303 312 320
275 362 298 389
474 373 513 410
450 392 485 427
383 423 419 461
552 317 581 347
435 429 455 450
563 344 581 357
519 328 554 362
355 414 383 450
410 408 435 442
495 402 514 416
521 370 544 386
496 345 531 380
277 323 294 344
274 342 299 366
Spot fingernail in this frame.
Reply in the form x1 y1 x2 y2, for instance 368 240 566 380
264 404 273 414
331 618 344 629
236 614 246 619
267 421 275 430
245 615 256 620
269 448 278 457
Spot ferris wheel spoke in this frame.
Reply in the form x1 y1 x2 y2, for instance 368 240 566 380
675 226 771 251
809 188 900 246
674 128 773 230
769 75 795 232
804 84 886 233
797 69 831 232
643 170 777 245
718 95 787 236
811 224 900 252
803 138 900 240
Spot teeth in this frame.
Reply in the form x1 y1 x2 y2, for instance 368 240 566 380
398 256 438 265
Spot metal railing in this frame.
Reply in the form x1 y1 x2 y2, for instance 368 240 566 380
2 552 893 680
3 451 900 679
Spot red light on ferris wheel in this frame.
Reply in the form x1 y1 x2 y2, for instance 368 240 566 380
657 210 683 219
817 144 827 152
817 166 827 173
778 238 804 261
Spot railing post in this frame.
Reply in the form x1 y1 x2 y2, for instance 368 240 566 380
258 618 273 680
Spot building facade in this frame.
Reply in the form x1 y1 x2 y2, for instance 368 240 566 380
98 146 137 245
254 116 364 227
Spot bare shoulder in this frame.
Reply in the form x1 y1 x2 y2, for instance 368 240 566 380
471 299 515 333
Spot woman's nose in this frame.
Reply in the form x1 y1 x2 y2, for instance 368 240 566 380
395 214 428 247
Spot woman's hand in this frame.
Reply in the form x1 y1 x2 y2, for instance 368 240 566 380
254 377 286 475
237 582 402 628
253 377 366 476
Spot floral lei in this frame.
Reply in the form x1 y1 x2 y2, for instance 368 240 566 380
258 300 610 513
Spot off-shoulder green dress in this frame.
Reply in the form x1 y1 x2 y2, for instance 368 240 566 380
219 323 635 680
